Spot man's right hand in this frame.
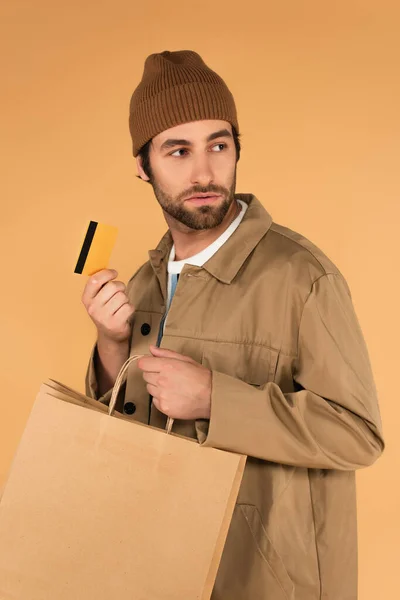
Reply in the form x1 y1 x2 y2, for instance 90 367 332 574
81 269 135 343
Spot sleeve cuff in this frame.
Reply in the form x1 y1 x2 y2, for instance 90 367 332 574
195 370 258 454
85 343 114 407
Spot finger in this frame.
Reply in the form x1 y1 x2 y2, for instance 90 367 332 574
149 345 196 364
146 383 159 398
138 355 182 373
89 291 128 324
151 396 170 416
137 356 165 373
82 269 118 303
141 372 160 386
104 291 129 316
112 302 135 324
95 280 126 307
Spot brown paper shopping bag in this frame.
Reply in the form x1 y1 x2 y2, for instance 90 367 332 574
0 356 246 600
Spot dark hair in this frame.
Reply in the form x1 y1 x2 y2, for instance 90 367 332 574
136 126 242 183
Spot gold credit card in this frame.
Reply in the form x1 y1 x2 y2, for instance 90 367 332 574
74 221 118 276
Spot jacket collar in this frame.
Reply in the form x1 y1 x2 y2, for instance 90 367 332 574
148 193 273 285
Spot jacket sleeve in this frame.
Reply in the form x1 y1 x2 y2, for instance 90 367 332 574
85 342 128 410
196 273 384 470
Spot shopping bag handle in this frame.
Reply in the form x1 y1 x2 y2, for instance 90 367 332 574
108 354 174 434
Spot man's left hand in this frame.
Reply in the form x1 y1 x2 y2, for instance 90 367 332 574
137 345 212 420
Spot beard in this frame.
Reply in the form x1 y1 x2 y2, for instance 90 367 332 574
149 168 237 230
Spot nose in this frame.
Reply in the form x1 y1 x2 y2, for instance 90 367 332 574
190 153 214 187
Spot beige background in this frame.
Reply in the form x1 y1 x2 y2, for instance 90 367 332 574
1 1 399 597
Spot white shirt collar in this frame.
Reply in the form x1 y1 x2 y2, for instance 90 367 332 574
167 199 248 274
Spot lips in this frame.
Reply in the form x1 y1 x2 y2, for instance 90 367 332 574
186 194 221 202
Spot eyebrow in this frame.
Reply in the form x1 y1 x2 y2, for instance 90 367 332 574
159 128 233 152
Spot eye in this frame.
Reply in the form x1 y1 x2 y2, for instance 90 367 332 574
211 143 227 152
170 143 227 158
170 148 189 157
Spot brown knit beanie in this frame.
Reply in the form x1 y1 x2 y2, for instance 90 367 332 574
129 50 239 157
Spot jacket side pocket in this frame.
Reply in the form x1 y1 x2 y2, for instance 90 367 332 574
239 504 294 599
212 504 294 600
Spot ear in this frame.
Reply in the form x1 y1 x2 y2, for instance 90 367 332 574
136 155 150 182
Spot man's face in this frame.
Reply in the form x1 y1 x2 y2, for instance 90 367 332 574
137 120 237 230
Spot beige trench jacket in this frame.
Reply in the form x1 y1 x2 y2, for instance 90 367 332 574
86 193 384 600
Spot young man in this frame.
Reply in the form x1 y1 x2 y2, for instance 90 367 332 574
82 50 384 599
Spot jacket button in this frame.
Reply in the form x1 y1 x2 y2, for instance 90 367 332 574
141 323 151 336
124 402 136 415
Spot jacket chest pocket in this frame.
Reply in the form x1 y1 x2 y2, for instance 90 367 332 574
201 341 279 387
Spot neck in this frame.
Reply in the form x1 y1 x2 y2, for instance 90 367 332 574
166 200 241 261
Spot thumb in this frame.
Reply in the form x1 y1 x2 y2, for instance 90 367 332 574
149 345 196 364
